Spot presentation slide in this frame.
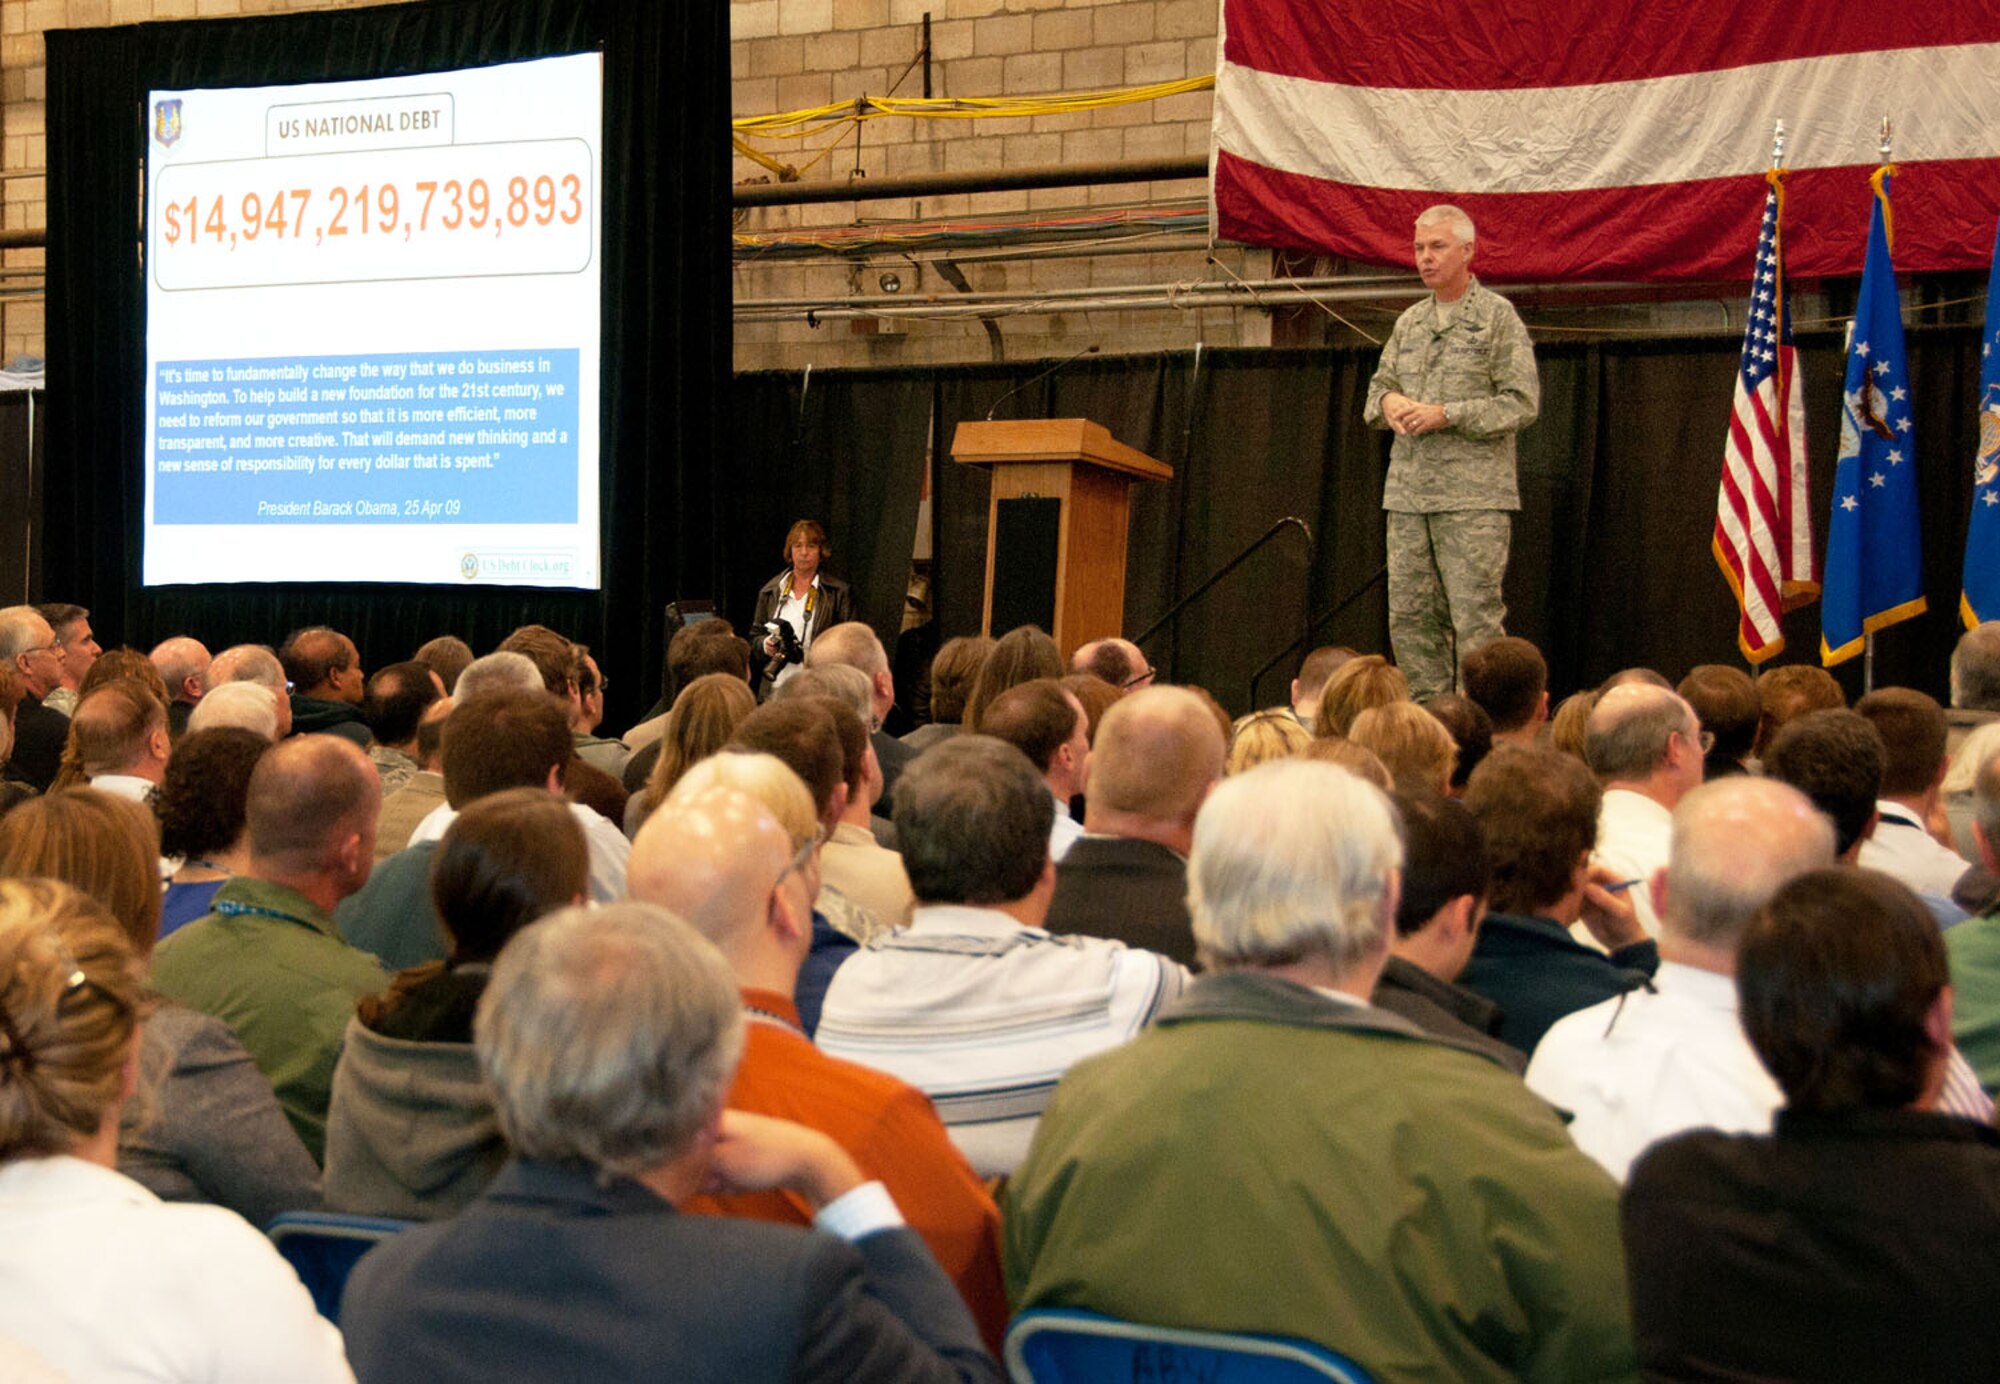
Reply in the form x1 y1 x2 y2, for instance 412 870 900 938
142 52 603 588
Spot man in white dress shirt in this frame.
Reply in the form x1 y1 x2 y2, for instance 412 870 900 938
69 684 171 803
1855 687 1972 905
1586 684 1705 936
1528 777 1832 1182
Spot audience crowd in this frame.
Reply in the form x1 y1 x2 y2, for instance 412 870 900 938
5 593 2000 1381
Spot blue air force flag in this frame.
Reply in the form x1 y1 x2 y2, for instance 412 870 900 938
1959 220 2000 627
1822 168 1926 665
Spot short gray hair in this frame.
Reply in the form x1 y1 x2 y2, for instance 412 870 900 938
1415 204 1475 244
476 902 744 1178
1585 685 1694 781
202 644 285 696
454 651 545 702
1663 777 1834 948
1951 622 2000 711
186 681 279 740
806 621 889 678
1189 759 1402 976
1976 752 2000 859
776 663 874 727
0 606 52 663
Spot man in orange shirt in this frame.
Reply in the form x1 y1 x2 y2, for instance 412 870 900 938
628 771 1006 1350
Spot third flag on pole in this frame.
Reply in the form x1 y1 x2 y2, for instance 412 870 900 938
1959 219 2000 627
1822 166 1926 665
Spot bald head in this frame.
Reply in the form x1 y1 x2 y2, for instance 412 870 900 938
1585 684 1699 785
245 736 379 893
149 636 210 706
629 786 798 966
1663 776 1835 949
71 683 168 779
1088 686 1226 829
1071 637 1151 690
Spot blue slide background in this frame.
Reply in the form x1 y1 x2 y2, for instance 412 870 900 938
153 347 579 523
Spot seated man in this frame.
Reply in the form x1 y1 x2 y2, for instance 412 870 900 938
1005 759 1635 1380
1043 686 1225 968
340 903 998 1383
152 736 391 1160
361 660 446 798
34 601 100 717
816 736 1188 1176
1527 777 1834 1181
630 777 1005 1350
1373 792 1523 1072
1460 635 1548 749
1458 744 1658 1054
806 621 917 801
278 626 371 747
65 683 170 803
203 643 293 738
1624 868 2000 1380
1586 683 1706 936
149 634 210 739
1855 687 1972 903
0 604 73 789
974 679 1090 863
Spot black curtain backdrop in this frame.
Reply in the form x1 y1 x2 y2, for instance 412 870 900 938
43 0 729 730
735 324 1987 719
726 369 930 659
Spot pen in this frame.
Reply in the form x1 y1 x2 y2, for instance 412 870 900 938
1602 879 1644 893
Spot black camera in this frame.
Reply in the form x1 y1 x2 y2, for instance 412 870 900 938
762 619 804 682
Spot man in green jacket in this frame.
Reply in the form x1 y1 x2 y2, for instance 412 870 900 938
154 735 390 1162
1005 758 1636 1383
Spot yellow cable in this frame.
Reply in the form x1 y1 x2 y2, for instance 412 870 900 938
733 76 1214 142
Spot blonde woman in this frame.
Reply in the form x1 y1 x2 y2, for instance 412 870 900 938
0 878 349 1380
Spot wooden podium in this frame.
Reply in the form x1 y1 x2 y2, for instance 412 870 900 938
949 418 1172 659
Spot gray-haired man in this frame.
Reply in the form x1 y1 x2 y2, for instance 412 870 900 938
1364 204 1540 700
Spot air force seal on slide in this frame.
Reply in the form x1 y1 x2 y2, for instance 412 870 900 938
460 552 480 580
153 99 182 148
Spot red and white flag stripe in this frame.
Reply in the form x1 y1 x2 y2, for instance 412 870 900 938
1211 2 2000 280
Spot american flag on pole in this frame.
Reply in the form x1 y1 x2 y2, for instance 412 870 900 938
1714 172 1815 663
1210 4 2000 280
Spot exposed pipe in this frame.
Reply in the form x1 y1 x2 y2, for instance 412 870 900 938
737 273 1425 311
732 155 1208 207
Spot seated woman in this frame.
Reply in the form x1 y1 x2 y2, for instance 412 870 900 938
0 789 319 1227
155 727 270 940
323 787 588 1220
1624 868 2000 1380
625 671 757 838
0 877 349 1380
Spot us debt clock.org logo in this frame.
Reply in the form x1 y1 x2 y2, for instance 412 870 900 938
153 99 182 148
460 552 480 581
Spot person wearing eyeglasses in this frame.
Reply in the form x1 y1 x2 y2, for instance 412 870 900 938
1069 637 1154 693
1585 683 1710 939
0 606 73 792
630 768 1007 1353
0 878 350 1381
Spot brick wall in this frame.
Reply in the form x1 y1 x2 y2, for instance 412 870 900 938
0 0 402 361
729 0 1262 370
0 0 1251 367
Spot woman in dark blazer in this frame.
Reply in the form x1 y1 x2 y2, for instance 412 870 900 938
751 519 853 697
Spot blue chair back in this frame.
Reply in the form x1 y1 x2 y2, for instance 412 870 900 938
266 1211 411 1323
1006 1309 1375 1383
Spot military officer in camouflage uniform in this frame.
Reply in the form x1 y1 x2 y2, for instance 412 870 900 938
1364 205 1540 700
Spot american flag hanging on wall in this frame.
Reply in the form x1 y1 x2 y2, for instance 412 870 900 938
1715 171 1815 662
1209 3 2000 280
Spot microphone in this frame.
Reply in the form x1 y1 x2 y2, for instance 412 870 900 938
984 343 1100 422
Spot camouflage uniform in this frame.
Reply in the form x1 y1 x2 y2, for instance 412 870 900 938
1365 278 1540 699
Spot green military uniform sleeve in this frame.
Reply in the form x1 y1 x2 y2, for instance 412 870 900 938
1443 297 1540 440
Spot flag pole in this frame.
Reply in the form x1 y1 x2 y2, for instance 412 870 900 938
1862 116 1894 696
1748 119 1789 675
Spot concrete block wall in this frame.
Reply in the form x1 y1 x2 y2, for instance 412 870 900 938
0 0 1256 367
0 0 400 362
730 0 1268 370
